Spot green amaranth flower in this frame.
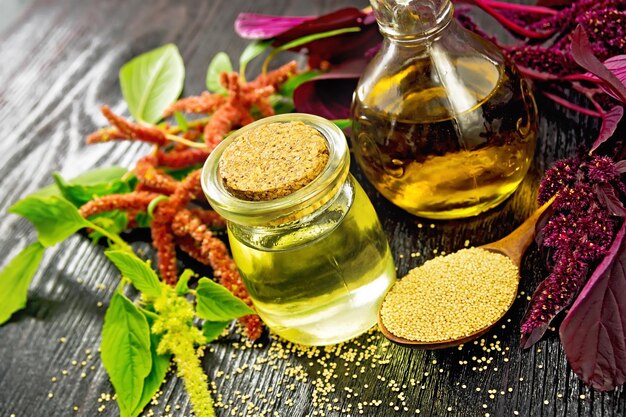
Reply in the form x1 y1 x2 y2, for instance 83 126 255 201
152 287 215 417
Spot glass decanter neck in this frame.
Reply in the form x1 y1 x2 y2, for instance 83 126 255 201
369 0 453 41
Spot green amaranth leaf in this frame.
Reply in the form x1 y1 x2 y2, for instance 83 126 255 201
331 119 351 130
206 52 233 94
126 174 139 191
132 311 171 417
267 71 320 115
173 111 189 133
30 166 129 199
100 292 152 417
134 212 151 228
101 293 152 417
120 44 185 124
195 278 254 321
88 211 129 243
202 320 230 342
279 70 320 98
163 165 203 181
262 27 360 73
52 172 130 207
0 242 45 325
176 269 194 296
267 95 295 115
105 250 162 299
9 196 89 247
239 40 272 81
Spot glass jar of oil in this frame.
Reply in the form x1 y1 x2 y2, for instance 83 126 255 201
352 0 538 219
202 114 396 346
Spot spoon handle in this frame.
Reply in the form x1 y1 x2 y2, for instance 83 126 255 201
491 196 556 265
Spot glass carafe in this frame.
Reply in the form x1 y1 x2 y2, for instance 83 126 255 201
351 0 538 219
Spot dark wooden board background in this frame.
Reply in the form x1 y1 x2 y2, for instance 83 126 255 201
0 0 623 416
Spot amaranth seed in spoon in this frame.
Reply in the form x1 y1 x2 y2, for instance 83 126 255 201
380 248 518 342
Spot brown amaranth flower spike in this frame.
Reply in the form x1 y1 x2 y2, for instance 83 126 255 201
163 91 226 117
151 205 179 285
188 208 226 229
176 235 211 266
156 148 211 169
163 61 298 150
82 62 300 341
171 208 262 340
78 191 161 219
135 155 179 194
125 208 144 229
248 61 297 90
204 72 261 146
97 105 168 146
204 101 246 151
149 170 203 284
152 224 177 284
85 127 127 144
156 129 209 169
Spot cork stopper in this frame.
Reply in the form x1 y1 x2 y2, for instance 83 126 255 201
219 121 330 201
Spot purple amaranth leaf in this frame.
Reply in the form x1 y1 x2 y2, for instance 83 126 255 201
571 27 626 104
272 8 369 45
293 78 358 120
542 91 603 118
598 55 626 87
560 222 626 391
477 0 558 16
463 0 555 39
591 106 624 153
234 13 314 39
364 43 382 60
293 59 366 120
535 0 574 6
594 183 626 217
272 8 381 69
516 66 560 82
585 55 626 102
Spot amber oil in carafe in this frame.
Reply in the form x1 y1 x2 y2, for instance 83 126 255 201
352 0 538 219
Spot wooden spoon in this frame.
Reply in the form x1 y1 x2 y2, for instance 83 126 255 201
378 198 555 349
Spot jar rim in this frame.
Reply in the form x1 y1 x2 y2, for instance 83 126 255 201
201 113 350 226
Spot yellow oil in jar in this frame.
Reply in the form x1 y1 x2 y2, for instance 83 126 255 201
228 177 396 346
352 55 538 219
